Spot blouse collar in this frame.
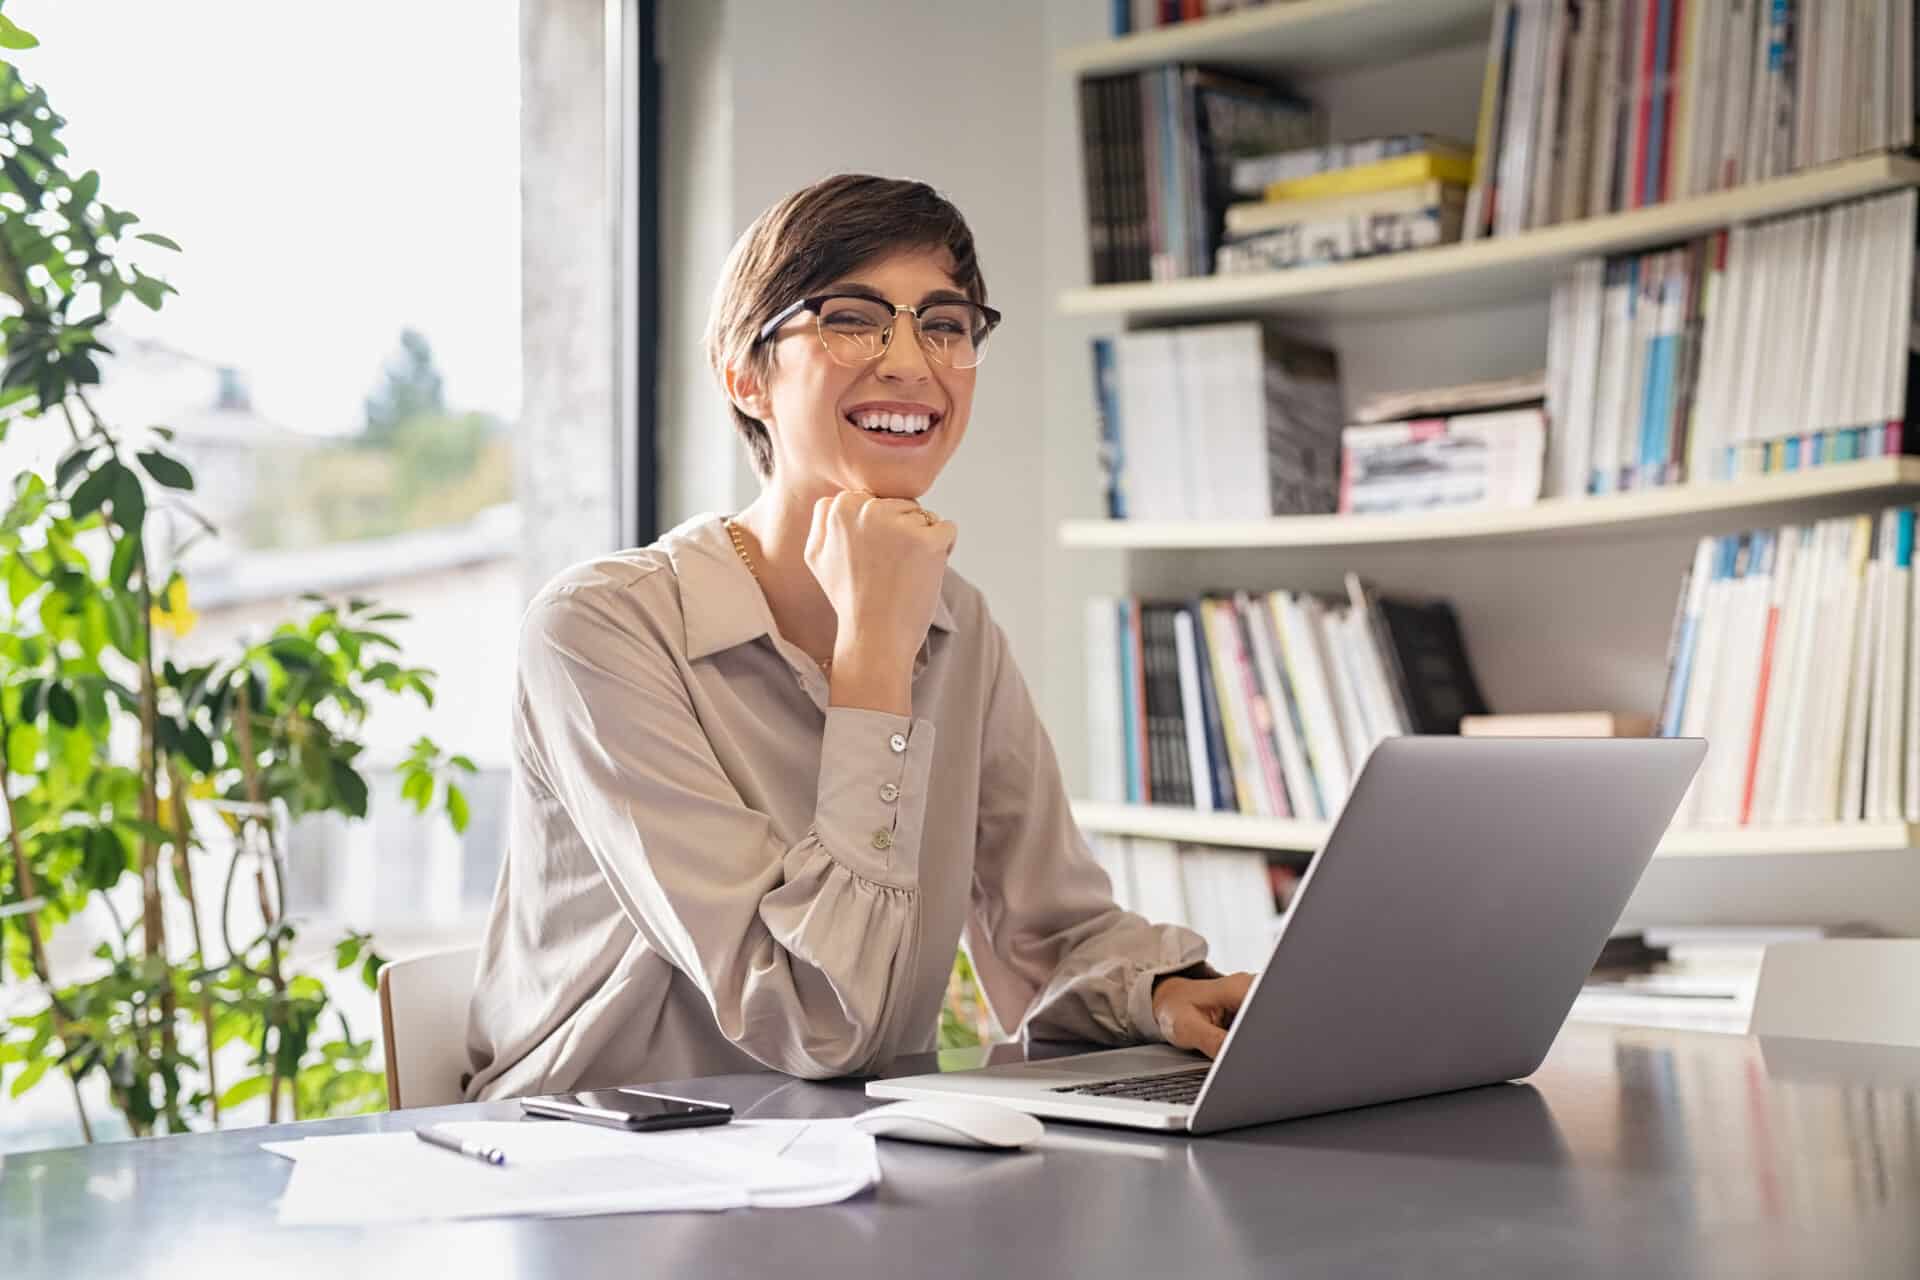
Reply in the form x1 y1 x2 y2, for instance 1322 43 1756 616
668 513 956 663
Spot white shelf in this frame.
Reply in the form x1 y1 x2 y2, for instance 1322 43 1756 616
1071 801 1920 860
1060 457 1920 551
1057 154 1920 321
1055 0 1494 79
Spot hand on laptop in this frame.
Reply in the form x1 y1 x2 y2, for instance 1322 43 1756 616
1151 972 1253 1059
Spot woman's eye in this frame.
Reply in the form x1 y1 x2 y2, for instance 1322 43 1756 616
824 313 878 329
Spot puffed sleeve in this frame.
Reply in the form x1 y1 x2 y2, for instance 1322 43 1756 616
963 620 1209 1044
515 591 934 1077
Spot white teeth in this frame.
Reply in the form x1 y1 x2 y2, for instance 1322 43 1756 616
851 411 933 435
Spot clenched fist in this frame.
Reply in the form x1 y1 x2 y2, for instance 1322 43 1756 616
805 490 957 715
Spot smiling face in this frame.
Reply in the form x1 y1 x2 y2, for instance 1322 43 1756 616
729 246 976 503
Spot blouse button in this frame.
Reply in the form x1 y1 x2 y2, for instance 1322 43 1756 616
888 732 908 754
871 829 894 851
880 782 900 803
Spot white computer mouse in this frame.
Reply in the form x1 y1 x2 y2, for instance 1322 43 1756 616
850 1098 1044 1150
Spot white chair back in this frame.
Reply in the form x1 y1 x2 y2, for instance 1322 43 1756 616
377 946 482 1110
1751 941 1920 1047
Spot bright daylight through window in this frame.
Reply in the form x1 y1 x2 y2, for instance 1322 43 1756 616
0 1 519 1151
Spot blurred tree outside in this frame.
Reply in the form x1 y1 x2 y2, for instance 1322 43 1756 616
362 328 445 446
243 329 511 550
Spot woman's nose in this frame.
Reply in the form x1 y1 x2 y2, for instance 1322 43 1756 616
875 310 933 381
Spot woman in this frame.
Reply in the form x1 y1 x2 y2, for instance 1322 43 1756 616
465 174 1252 1100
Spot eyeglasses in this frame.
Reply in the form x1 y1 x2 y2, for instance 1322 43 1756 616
756 292 1003 370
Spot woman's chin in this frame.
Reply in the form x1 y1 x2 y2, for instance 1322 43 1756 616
838 463 936 502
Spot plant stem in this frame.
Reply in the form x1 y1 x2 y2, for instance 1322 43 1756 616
232 677 287 1124
56 401 85 447
66 1067 94 1144
133 544 178 1129
166 758 219 1126
0 701 58 997
0 698 89 1140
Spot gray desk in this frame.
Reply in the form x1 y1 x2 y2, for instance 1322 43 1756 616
5 1022 1920 1279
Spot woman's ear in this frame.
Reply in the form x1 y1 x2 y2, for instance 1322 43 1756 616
724 364 773 423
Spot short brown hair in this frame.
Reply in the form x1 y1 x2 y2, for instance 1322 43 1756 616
704 174 989 480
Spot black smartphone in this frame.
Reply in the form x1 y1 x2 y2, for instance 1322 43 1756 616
519 1087 734 1132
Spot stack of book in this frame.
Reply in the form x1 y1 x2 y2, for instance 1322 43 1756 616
1085 581 1488 821
1545 188 1919 498
1078 65 1318 283
1108 0 1288 37
1089 322 1343 520
1657 508 1920 829
1087 835 1299 973
1339 373 1548 516
1466 0 1920 240
1215 135 1473 275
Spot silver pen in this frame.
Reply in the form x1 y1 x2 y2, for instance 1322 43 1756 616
414 1124 508 1167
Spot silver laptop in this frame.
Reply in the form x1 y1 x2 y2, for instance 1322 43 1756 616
868 736 1707 1134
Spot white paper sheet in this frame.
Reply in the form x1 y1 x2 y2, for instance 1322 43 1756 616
264 1119 879 1225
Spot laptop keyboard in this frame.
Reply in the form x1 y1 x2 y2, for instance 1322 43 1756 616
1051 1066 1210 1106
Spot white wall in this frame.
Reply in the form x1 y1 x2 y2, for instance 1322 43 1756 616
657 0 1051 682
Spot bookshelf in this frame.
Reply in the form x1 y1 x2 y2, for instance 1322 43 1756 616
1055 0 1494 79
1052 0 1920 930
1059 153 1920 322
1072 801 1920 861
1061 457 1920 551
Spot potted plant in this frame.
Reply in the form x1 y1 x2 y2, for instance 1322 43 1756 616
0 10 471 1139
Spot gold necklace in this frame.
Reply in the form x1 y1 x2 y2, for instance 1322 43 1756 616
725 518 831 674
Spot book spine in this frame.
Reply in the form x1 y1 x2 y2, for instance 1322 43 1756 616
1172 608 1215 812
1080 77 1109 284
1186 602 1238 813
1128 597 1151 803
1214 205 1460 274
1740 525 1792 823
1090 337 1126 519
1229 594 1293 819
1117 599 1142 804
1630 0 1660 207
1647 0 1681 204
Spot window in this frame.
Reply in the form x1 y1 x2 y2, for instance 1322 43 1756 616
0 1 523 1150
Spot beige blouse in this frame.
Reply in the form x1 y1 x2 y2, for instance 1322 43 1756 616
463 513 1207 1100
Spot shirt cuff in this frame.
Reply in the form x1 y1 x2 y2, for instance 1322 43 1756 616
1126 944 1212 1043
812 706 936 888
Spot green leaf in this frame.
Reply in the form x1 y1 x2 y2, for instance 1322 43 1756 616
55 444 99 491
134 233 182 252
9 1056 51 1099
82 826 128 888
328 759 370 817
361 953 382 991
71 170 100 208
103 592 140 662
111 817 176 847
67 460 122 521
217 1074 273 1109
108 530 141 591
180 722 215 773
449 754 477 774
14 677 46 721
130 274 166 311
135 450 193 491
446 784 470 834
0 14 41 49
6 553 39 609
109 466 146 533
45 683 78 728
334 936 362 969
